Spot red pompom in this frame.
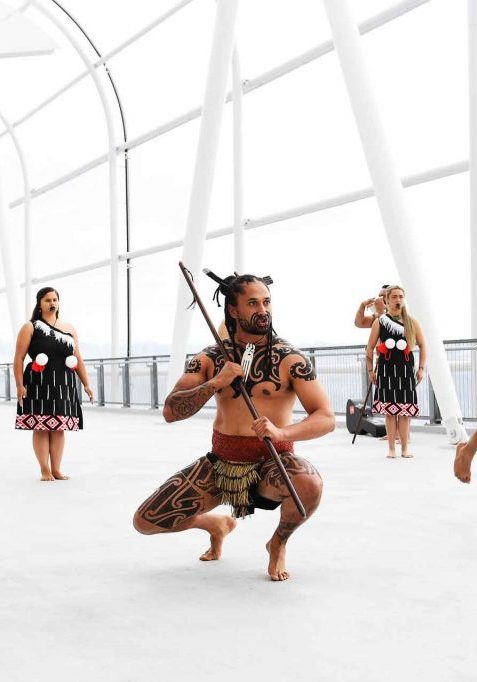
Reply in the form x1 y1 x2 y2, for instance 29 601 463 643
32 361 45 372
377 342 387 354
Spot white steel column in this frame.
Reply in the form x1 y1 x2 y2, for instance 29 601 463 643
168 0 239 388
0 172 21 334
0 110 32 318
30 0 120 358
232 46 244 273
469 0 477 414
323 0 466 443
470 0 477 335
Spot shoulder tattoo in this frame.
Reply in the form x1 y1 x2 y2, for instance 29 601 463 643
203 344 226 375
201 337 315 398
290 354 316 381
185 357 202 374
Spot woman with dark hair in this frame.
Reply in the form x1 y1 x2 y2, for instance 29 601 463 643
366 285 426 459
13 287 93 480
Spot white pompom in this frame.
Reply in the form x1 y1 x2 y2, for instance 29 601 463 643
65 355 78 369
396 339 407 350
385 338 396 349
36 353 48 366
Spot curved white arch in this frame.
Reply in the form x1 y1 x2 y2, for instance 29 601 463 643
0 109 32 319
0 174 21 334
28 0 120 358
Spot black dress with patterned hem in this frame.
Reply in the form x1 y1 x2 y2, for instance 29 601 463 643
15 320 83 431
372 314 419 418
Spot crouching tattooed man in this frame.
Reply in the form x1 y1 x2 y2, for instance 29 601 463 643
133 273 335 581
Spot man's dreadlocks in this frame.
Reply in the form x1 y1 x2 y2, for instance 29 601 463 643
204 271 275 381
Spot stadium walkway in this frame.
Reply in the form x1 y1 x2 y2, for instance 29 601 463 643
1 404 476 682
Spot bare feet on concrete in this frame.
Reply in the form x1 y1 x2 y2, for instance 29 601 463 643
199 515 237 561
454 442 474 484
266 536 290 582
52 471 69 480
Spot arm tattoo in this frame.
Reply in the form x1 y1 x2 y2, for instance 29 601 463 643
165 383 215 421
290 355 316 381
185 357 202 374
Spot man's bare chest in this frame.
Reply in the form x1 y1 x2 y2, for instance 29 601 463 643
205 340 299 399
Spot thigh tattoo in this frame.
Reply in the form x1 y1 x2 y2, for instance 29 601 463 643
136 456 219 530
260 454 319 491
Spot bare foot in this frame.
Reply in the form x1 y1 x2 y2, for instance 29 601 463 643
266 536 290 581
386 452 397 459
40 469 55 481
52 471 69 480
401 452 414 458
454 442 474 483
199 516 237 561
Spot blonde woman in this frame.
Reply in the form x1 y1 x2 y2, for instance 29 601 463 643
366 286 426 458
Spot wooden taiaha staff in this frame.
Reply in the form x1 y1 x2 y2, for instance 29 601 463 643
179 261 306 518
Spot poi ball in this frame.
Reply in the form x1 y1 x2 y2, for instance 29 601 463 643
385 338 396 349
36 353 48 366
65 355 78 369
396 339 407 351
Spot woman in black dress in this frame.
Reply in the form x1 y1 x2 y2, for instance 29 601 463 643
366 285 426 458
13 287 93 480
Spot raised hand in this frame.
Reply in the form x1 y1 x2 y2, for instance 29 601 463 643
212 361 244 390
374 297 386 315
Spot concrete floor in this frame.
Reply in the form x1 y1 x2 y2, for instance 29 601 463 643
1 403 476 682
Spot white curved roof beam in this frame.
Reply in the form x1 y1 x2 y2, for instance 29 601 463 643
28 0 120 359
6 0 432 208
0 0 56 57
0 174 21 335
0 0 196 136
0 109 31 319
0 157 468 292
0 0 430 143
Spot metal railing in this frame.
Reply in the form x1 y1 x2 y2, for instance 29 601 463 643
2 339 477 421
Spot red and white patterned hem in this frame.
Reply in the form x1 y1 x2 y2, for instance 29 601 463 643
15 414 80 431
372 401 419 417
